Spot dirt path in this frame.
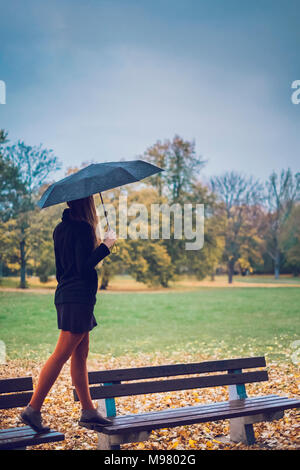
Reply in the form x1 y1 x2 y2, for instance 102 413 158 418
1 280 299 295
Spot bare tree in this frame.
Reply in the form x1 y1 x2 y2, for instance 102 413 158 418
264 169 300 279
210 172 263 283
3 140 61 288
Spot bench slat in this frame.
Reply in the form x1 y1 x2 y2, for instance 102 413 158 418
79 370 268 401
103 394 282 423
98 396 300 435
0 427 64 450
0 426 47 438
87 357 266 383
0 377 33 394
111 396 298 426
0 392 33 409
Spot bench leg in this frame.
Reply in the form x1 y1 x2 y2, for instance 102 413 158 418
228 375 255 445
97 431 151 450
230 410 284 446
96 399 120 450
229 418 255 445
96 396 151 450
97 433 120 450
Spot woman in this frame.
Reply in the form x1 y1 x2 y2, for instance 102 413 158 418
20 196 117 432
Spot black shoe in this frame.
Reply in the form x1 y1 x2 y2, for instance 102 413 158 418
20 405 51 433
79 409 113 430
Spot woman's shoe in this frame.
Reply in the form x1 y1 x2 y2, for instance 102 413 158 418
78 408 113 430
20 405 51 433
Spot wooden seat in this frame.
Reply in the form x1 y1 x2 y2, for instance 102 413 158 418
0 426 65 450
0 377 64 450
96 395 300 435
73 356 300 449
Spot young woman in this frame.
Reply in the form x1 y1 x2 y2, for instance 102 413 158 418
20 196 117 432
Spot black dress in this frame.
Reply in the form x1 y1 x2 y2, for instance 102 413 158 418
53 208 111 333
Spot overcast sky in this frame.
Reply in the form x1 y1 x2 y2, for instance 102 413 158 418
0 0 299 183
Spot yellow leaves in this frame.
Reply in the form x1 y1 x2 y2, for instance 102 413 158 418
1 353 299 450
137 442 146 450
212 438 222 444
189 439 196 448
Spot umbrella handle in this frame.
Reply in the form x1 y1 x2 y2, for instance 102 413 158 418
99 192 110 230
99 192 118 253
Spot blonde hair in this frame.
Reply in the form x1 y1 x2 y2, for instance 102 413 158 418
67 196 100 248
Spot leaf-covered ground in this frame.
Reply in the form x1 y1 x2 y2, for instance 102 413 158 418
0 350 299 450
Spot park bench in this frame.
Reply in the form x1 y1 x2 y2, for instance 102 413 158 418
0 376 65 450
73 356 300 450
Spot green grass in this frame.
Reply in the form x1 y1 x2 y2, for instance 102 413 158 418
235 275 300 285
0 288 299 361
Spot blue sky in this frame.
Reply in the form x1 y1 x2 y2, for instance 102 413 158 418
0 0 299 182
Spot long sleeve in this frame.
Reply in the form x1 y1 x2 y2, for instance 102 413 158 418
75 223 110 277
53 226 63 282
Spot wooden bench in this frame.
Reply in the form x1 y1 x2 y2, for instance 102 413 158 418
73 356 300 450
0 377 65 450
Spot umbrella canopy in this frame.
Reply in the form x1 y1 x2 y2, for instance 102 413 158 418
38 160 164 209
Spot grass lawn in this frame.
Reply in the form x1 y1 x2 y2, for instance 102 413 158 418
0 287 299 361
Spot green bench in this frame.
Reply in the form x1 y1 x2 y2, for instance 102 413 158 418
73 356 300 449
0 377 64 450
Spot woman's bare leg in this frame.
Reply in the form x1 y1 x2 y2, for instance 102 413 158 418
29 330 86 412
70 332 94 410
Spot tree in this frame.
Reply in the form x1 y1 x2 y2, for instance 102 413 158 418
0 218 20 277
143 135 211 280
0 131 25 277
2 140 61 287
264 169 300 279
210 172 263 283
0 131 26 222
139 139 169 199
27 189 62 282
280 203 300 275
95 185 175 288
142 134 205 203
184 182 225 280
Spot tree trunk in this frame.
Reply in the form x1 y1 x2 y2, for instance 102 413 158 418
274 250 280 280
99 265 110 290
228 261 234 284
19 238 27 288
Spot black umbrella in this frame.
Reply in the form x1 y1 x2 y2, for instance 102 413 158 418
38 160 164 229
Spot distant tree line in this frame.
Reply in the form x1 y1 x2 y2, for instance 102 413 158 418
0 129 299 288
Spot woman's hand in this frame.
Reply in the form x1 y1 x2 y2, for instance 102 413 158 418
102 229 117 250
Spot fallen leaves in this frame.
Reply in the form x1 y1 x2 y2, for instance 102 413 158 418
0 350 299 450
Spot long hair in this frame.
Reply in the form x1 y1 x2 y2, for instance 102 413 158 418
67 196 100 248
